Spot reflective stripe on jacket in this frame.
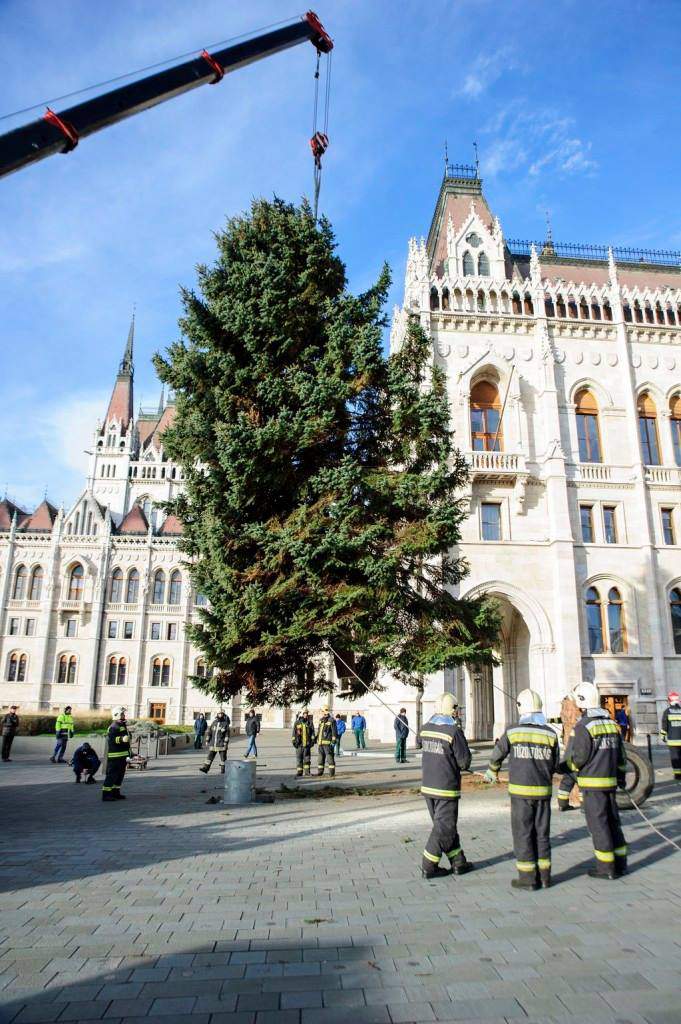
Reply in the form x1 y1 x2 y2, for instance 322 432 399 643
106 722 131 759
661 704 681 746
318 716 338 746
292 718 316 748
55 713 74 736
489 722 559 798
419 715 472 799
206 716 230 749
565 711 626 790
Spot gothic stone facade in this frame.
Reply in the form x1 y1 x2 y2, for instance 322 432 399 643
2 169 681 741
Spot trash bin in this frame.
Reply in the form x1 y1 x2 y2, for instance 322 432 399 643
224 759 256 804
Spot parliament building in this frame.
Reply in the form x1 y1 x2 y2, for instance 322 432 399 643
2 164 681 741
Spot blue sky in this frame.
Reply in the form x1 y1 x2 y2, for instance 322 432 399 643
1 0 679 510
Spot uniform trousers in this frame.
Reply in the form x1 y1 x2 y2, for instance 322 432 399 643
669 747 681 780
423 797 465 868
510 796 551 872
295 745 313 774
203 748 227 771
103 758 127 793
582 789 627 870
317 744 335 775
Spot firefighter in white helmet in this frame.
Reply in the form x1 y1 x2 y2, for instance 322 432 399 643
564 682 628 878
419 693 474 879
484 689 559 890
660 690 681 783
102 706 131 802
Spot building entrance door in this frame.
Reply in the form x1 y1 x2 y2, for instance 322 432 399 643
600 694 631 740
150 703 166 725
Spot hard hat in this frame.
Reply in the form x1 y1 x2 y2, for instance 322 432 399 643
668 691 680 704
321 707 329 714
436 693 458 717
516 689 543 716
572 681 600 710
112 706 127 719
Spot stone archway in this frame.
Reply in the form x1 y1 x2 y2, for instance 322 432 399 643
462 582 553 741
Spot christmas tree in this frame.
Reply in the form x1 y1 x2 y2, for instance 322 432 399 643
154 198 498 705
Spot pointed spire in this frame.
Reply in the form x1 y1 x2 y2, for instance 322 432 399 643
104 313 135 432
541 210 555 257
119 309 135 378
158 385 165 415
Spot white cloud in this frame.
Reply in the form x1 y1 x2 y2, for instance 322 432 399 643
481 108 597 181
458 47 518 98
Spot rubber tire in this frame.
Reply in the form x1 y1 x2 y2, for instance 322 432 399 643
616 742 655 809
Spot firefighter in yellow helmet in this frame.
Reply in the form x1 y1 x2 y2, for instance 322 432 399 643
292 709 316 777
484 689 559 890
316 708 338 777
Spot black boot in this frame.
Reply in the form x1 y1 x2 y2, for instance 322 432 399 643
539 868 551 889
451 856 474 875
557 800 575 812
511 871 539 891
615 856 628 877
199 765 209 774
102 792 115 802
421 864 451 879
74 776 81 784
296 769 303 777
113 791 126 800
587 865 617 880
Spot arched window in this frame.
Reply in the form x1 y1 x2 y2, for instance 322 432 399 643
603 302 612 322
57 655 68 684
637 392 660 465
644 303 654 325
670 588 681 655
430 287 439 310
670 394 681 467
511 292 522 315
57 654 77 684
590 302 601 320
108 656 127 686
12 565 27 600
477 289 486 311
118 657 127 686
567 299 578 319
68 564 84 601
125 568 139 604
655 302 665 325
168 570 182 606
556 295 566 318
109 568 123 603
579 299 589 319
196 658 207 678
634 301 643 323
441 287 450 310
152 657 162 686
29 566 43 601
152 570 165 605
470 381 502 452
666 305 676 326
586 587 604 654
524 294 534 315
477 252 490 276
575 389 602 463
7 652 26 682
544 298 555 317
607 587 626 653
107 657 118 686
162 658 171 686
622 301 632 322
67 655 77 684
462 251 474 276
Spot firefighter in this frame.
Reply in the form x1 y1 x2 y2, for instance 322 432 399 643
484 689 559 890
102 706 131 802
292 710 316 777
660 690 681 783
419 693 473 879
316 708 337 777
199 710 231 774
565 681 628 879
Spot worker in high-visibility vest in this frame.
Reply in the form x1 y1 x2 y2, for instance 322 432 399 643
50 706 74 763
661 690 681 783
484 689 559 890
102 707 131 802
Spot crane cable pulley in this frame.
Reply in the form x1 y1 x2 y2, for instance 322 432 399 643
310 42 332 220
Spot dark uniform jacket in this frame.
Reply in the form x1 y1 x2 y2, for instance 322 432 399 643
317 716 338 746
661 703 681 747
489 719 559 798
106 722 131 760
245 716 260 737
419 715 472 799
72 744 100 772
565 709 626 790
292 717 316 748
394 714 409 739
206 716 230 750
1 713 18 737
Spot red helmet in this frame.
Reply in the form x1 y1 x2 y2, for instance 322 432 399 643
668 691 680 704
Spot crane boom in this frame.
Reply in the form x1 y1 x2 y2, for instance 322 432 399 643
0 11 332 180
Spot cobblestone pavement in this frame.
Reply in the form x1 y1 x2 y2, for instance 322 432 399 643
0 732 679 1024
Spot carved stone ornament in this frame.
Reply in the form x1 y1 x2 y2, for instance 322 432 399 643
465 232 482 247
457 345 469 358
607 354 618 366
664 355 676 370
647 354 659 369
574 351 584 364
590 352 601 366
554 348 566 363
632 353 642 368
504 346 515 361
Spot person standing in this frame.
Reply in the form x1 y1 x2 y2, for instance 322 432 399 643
419 693 474 879
484 689 559 890
292 710 316 777
317 709 338 777
244 711 260 758
102 707 131 802
200 710 231 774
661 690 681 783
50 705 74 763
351 711 366 749
1 706 19 762
565 682 628 878
334 714 346 756
615 705 630 742
394 708 409 763
72 742 101 784
194 713 208 750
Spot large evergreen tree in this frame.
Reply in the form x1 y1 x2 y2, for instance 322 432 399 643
154 198 498 705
